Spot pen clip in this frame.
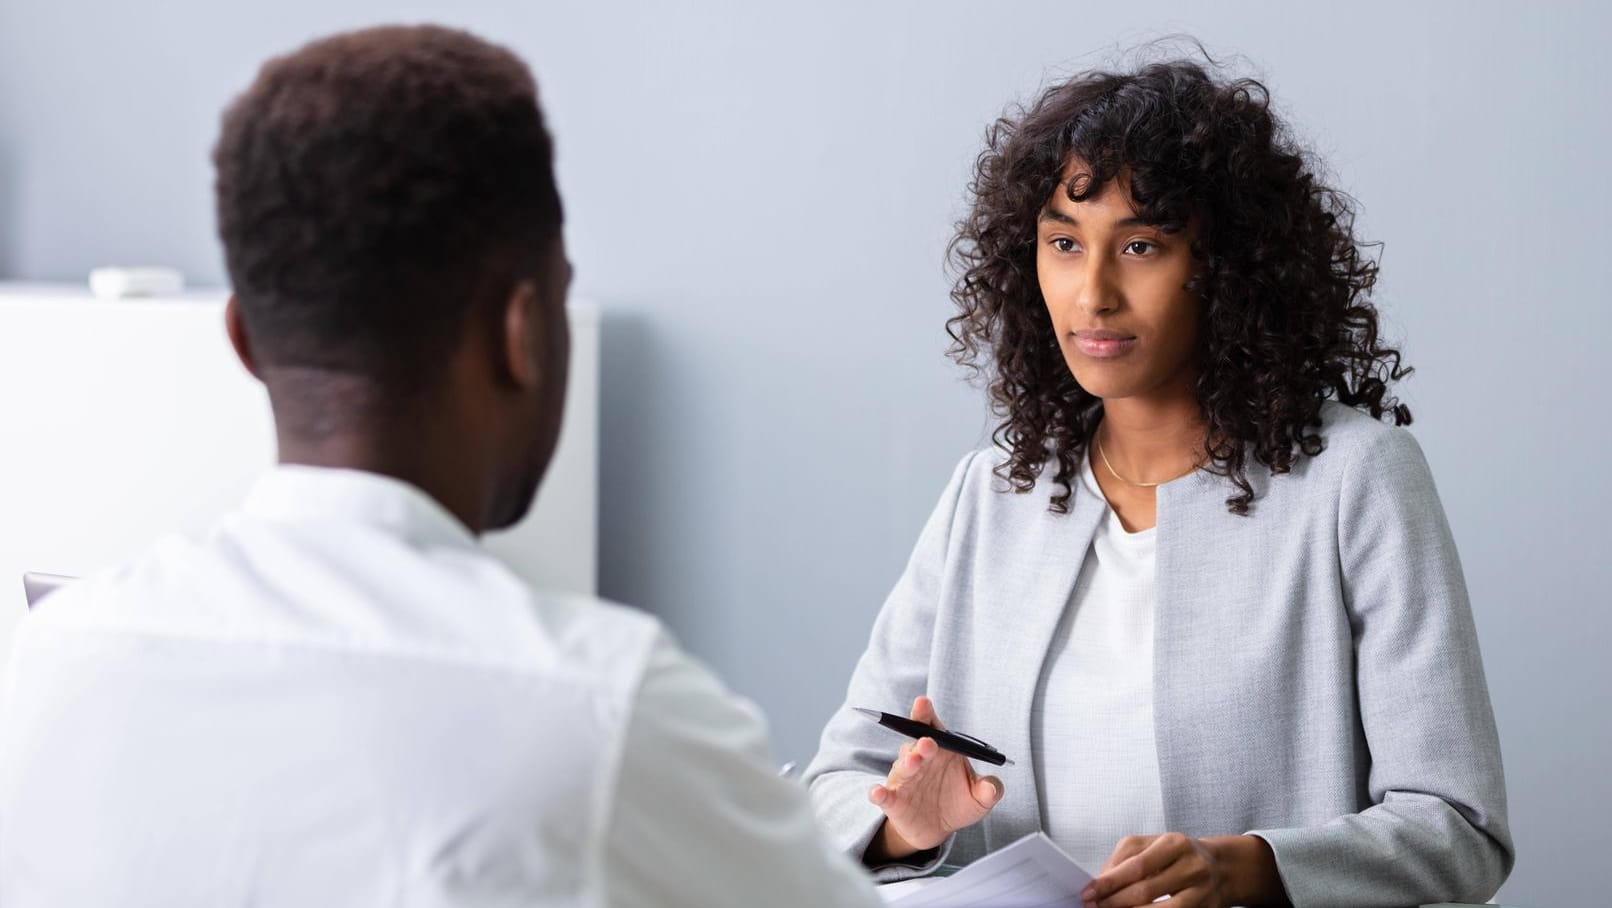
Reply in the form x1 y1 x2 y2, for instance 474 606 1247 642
949 730 1001 755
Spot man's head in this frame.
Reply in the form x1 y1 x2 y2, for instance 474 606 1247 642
214 25 570 532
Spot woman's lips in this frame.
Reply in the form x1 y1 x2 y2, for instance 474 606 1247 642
1073 330 1137 359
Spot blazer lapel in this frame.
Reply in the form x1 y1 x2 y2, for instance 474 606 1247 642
982 482 1106 851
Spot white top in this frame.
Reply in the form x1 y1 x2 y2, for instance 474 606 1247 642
0 466 881 908
1029 456 1168 872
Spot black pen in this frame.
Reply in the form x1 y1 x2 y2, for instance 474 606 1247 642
853 707 1015 767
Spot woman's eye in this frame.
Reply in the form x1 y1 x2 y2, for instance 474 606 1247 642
1051 238 1078 253
1125 240 1157 256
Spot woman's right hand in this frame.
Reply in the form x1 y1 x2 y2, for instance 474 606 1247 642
864 696 1004 862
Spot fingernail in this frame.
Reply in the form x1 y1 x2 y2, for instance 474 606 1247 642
1080 886 1094 900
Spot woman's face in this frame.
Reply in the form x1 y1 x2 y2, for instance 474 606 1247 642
1035 164 1201 404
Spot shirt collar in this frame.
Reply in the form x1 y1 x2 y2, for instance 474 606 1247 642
241 465 478 549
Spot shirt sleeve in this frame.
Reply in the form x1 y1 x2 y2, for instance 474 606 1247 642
597 630 885 908
1248 426 1514 908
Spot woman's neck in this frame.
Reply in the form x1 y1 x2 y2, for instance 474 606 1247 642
1094 393 1206 486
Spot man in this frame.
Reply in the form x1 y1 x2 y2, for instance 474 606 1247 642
0 25 881 907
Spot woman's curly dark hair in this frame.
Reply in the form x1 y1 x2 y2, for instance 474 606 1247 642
947 54 1412 515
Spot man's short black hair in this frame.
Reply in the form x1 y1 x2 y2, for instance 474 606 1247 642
214 24 563 389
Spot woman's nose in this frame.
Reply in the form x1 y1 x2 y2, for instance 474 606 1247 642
1075 257 1121 316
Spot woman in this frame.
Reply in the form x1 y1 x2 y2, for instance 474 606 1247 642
802 56 1512 908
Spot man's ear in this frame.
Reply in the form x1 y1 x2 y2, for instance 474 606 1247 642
224 295 263 381
499 279 544 392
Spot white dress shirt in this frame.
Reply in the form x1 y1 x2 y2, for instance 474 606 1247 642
1029 456 1168 872
0 466 881 908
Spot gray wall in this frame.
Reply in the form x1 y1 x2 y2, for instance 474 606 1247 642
2 2 1605 904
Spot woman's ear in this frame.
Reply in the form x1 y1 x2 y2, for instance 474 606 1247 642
224 295 262 381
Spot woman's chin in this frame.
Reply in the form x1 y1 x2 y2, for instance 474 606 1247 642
1069 361 1198 406
1068 368 1142 402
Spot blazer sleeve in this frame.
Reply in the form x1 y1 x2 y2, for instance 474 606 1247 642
800 451 978 883
1250 427 1515 908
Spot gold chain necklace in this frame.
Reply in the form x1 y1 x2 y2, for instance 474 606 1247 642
1094 434 1198 488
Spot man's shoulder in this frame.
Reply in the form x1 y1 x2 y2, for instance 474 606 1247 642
523 589 667 682
20 525 668 697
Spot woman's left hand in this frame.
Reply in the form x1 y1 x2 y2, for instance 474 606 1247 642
1080 832 1288 908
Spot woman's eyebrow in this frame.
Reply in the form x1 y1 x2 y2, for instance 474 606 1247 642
1038 206 1152 228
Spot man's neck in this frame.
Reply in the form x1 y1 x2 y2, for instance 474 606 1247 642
281 435 484 527
266 370 493 535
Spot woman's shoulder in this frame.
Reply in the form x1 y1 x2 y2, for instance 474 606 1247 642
1314 401 1437 499
941 444 1079 524
950 446 1001 488
1316 400 1425 464
939 402 1434 517
947 445 1046 495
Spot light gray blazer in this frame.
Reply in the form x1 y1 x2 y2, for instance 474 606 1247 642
802 402 1513 908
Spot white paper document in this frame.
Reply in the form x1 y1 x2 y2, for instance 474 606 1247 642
877 832 1095 907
